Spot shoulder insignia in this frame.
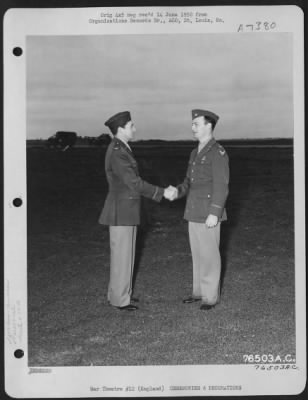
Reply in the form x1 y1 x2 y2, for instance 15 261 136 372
113 140 121 150
218 144 226 156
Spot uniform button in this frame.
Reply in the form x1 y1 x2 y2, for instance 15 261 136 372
191 169 194 173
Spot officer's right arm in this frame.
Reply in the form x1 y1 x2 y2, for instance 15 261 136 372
111 150 164 202
176 176 190 199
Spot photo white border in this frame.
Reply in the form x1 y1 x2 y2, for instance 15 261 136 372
3 5 306 398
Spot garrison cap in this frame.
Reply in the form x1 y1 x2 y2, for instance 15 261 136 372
192 109 219 126
104 111 131 132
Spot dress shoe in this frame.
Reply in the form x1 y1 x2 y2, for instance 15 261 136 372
200 303 215 311
131 297 139 303
182 296 201 304
117 304 138 311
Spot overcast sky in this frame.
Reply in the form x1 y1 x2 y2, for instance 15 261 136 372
26 33 293 140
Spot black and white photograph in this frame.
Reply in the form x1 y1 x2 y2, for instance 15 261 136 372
3 5 306 398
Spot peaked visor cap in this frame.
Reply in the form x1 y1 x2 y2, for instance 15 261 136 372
192 109 219 125
104 111 131 132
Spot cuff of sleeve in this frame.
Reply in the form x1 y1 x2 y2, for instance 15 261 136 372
153 187 164 202
209 204 223 218
176 186 185 199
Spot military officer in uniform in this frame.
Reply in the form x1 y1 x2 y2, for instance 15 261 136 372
168 109 229 310
99 111 173 311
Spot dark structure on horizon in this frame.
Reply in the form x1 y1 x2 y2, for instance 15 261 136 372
47 131 77 150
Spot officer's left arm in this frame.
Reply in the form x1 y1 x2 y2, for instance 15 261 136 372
209 149 229 219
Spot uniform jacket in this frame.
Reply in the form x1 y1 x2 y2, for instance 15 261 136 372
177 138 229 222
99 138 164 226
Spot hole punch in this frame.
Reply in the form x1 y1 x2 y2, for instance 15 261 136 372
14 349 24 359
13 198 23 207
13 47 23 56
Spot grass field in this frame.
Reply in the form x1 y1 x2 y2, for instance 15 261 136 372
27 143 295 366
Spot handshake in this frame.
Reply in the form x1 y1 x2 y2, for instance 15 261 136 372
163 185 178 201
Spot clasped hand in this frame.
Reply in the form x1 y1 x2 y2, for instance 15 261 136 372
164 185 178 201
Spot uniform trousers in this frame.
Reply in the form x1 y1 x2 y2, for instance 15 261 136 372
108 226 137 307
188 221 221 305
